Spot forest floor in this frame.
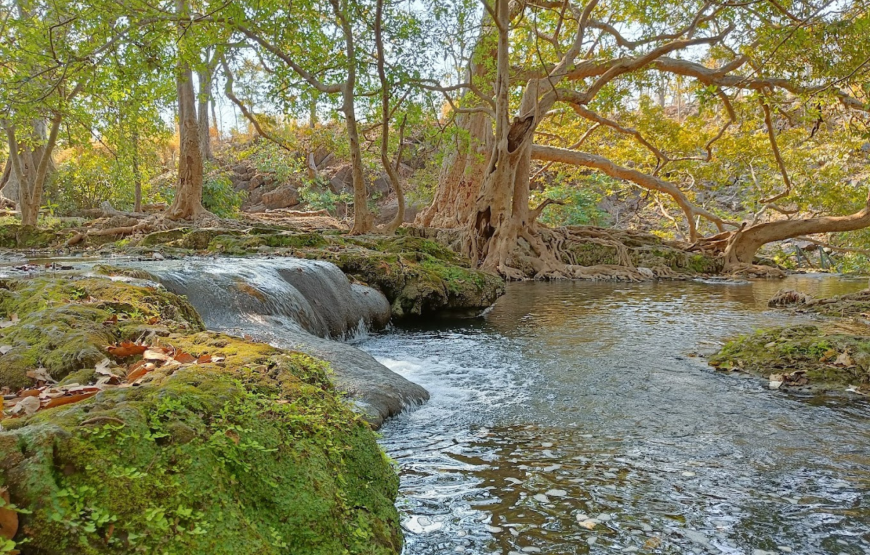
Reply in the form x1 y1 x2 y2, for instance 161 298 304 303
709 288 870 395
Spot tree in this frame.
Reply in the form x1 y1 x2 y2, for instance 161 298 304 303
421 0 870 276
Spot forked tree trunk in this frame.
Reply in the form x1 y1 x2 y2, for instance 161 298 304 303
4 119 60 227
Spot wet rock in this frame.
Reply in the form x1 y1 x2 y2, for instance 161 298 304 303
545 489 567 497
533 493 550 503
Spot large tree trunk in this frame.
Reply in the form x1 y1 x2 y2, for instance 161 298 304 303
723 194 870 270
168 0 207 221
345 99 373 234
417 19 498 228
132 130 143 213
4 119 60 227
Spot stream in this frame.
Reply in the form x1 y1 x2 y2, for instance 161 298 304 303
361 276 870 555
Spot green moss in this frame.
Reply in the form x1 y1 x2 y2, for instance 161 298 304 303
0 223 62 249
710 325 870 391
0 342 401 554
0 277 402 554
92 265 156 281
0 278 204 389
139 229 189 247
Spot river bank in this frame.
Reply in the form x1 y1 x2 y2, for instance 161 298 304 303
709 285 870 395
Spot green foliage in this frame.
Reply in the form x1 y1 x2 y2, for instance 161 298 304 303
532 178 610 227
202 164 246 218
299 179 351 212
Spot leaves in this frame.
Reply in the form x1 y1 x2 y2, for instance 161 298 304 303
107 341 148 358
0 487 18 543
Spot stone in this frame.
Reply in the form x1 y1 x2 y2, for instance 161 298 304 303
329 166 354 194
262 185 300 209
533 494 549 503
545 489 567 497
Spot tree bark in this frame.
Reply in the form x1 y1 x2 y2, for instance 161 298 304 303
5 119 60 227
197 61 214 161
168 0 207 221
723 194 870 270
132 130 142 213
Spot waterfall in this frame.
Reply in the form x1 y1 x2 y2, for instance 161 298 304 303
143 257 428 427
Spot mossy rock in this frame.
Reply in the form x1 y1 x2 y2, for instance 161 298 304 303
0 277 204 389
307 241 504 317
139 229 189 247
92 264 156 281
0 224 62 249
709 325 870 391
0 336 402 554
180 228 244 250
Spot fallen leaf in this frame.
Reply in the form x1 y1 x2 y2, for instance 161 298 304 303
835 351 855 367
174 352 196 364
143 349 170 362
577 519 597 530
643 537 662 549
107 341 147 358
26 367 55 384
102 314 119 326
42 390 99 409
195 354 212 364
17 389 42 398
11 396 40 416
95 359 114 375
126 363 155 382
147 317 160 325
0 486 19 541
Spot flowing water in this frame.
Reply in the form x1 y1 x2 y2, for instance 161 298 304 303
362 275 870 555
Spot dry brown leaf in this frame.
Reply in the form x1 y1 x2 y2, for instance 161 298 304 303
0 487 19 541
107 341 147 358
835 351 855 367
11 396 40 416
26 367 55 384
42 390 99 409
126 363 155 383
143 349 170 362
174 352 196 364
147 317 160 325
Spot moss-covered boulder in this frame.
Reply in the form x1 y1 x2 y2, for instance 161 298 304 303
0 224 63 249
709 325 870 393
0 278 203 390
305 235 505 317
0 341 401 554
0 277 403 554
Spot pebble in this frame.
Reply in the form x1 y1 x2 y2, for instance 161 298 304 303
541 442 553 447
485 525 502 533
596 513 612 522
641 523 653 532
510 528 519 537
521 547 542 553
542 464 561 472
545 489 567 497
575 514 589 521
681 471 696 477
587 537 597 546
752 550 776 555
578 519 597 530
623 547 639 553
505 477 523 485
778 548 793 553
533 494 550 503
603 472 618 479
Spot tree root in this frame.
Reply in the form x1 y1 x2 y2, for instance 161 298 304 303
725 263 785 279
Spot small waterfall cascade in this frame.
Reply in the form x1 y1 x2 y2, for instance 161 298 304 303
140 257 427 427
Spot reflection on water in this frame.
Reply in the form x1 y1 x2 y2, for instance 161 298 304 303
363 276 870 555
